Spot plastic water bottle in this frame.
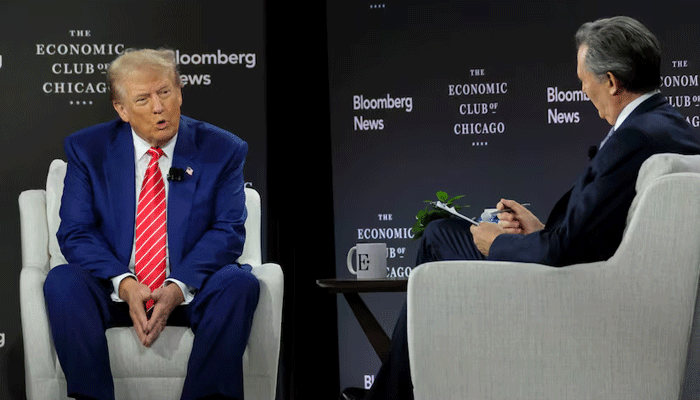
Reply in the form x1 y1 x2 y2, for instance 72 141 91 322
479 208 499 223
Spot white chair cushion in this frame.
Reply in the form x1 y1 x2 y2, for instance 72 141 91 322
46 159 68 269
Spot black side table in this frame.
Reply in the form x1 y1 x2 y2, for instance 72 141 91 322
316 278 408 363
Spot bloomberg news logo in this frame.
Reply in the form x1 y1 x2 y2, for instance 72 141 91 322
175 49 256 69
352 93 414 131
175 49 257 87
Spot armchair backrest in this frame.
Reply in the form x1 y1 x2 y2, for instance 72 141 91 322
613 153 700 266
45 159 261 269
626 153 700 227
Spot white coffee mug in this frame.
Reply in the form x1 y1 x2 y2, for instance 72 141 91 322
347 243 387 279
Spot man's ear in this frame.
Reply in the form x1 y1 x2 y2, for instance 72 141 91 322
113 101 129 122
175 84 183 108
607 72 622 96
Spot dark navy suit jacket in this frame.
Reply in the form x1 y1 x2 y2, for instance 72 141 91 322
57 115 248 290
489 94 700 266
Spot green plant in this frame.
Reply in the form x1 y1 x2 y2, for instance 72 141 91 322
411 191 468 240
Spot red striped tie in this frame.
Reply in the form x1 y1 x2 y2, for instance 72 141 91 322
135 147 167 311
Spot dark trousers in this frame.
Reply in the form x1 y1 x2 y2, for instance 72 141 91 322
44 263 260 400
366 218 485 400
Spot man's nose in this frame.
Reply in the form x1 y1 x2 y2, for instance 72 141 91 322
151 94 164 113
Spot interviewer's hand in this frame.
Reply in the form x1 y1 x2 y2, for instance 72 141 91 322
496 199 544 235
118 277 152 346
470 221 504 257
143 283 185 347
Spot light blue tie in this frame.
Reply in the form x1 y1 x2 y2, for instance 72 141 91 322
599 127 615 149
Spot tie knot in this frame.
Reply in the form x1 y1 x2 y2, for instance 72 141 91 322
147 147 164 160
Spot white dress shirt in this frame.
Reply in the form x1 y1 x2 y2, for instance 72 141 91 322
110 130 195 304
614 89 660 131
600 89 661 149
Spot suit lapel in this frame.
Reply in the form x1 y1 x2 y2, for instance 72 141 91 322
106 122 137 264
168 117 201 266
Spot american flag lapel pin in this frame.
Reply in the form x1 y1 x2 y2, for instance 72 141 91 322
186 166 193 176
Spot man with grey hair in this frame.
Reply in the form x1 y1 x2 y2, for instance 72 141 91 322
44 48 259 400
359 16 700 400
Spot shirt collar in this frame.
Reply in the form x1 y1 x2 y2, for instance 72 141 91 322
131 129 178 161
613 89 660 131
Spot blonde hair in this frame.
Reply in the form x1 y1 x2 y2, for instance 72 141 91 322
107 48 182 103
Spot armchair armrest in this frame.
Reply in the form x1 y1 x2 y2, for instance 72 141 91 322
19 190 50 272
247 263 284 374
19 189 60 399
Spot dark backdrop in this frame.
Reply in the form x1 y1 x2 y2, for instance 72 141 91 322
267 1 340 399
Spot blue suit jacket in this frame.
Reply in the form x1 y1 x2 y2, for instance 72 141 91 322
489 94 700 266
57 115 248 290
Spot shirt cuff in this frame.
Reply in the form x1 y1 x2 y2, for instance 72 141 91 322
165 278 196 304
111 272 136 302
110 274 196 305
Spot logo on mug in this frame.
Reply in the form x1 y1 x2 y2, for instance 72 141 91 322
359 253 371 270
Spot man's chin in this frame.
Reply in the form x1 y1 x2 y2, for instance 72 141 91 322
151 130 177 147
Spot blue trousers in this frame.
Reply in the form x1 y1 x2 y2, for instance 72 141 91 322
366 218 485 400
44 263 260 400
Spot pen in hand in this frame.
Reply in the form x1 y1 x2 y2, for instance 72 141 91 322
491 203 531 215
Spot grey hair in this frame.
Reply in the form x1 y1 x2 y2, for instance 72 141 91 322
107 48 182 103
575 16 661 93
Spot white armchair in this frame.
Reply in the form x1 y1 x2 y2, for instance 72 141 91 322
407 153 700 400
19 159 284 400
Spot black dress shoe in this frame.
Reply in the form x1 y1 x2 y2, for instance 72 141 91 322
340 387 368 400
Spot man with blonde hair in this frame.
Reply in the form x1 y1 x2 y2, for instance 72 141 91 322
44 48 259 400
